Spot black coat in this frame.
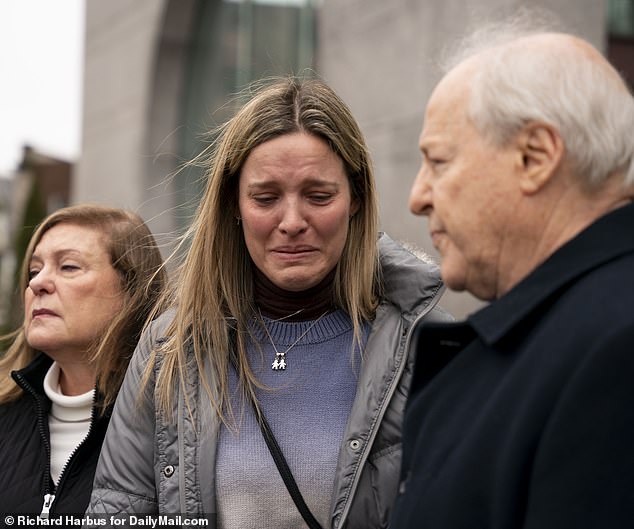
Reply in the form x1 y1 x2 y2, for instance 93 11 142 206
391 203 634 529
0 353 111 515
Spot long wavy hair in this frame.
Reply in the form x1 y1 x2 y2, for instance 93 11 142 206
148 77 380 424
0 204 166 411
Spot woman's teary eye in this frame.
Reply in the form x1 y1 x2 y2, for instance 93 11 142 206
253 194 277 205
309 193 333 203
28 269 40 280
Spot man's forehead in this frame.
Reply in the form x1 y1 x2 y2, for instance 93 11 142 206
420 87 467 146
419 56 482 142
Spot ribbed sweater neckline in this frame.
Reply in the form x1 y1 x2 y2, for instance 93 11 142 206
251 309 352 346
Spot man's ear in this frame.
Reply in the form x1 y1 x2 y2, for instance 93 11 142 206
516 122 564 195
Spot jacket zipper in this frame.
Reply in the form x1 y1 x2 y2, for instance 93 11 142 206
335 283 446 528
53 391 98 505
14 372 99 517
14 372 55 517
40 494 55 518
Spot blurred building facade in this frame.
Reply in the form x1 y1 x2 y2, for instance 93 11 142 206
0 146 72 328
74 0 632 318
0 177 13 327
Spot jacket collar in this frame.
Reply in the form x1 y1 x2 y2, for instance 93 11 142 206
378 232 444 321
11 352 54 395
469 201 634 346
12 352 107 414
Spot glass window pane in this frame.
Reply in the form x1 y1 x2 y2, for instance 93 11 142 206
177 0 318 225
608 0 634 36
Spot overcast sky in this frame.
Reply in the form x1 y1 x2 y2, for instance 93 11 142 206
0 0 85 176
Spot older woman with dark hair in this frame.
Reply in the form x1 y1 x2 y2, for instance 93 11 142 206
87 77 449 528
0 204 165 516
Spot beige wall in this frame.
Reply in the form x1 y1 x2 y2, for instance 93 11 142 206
74 1 166 216
319 0 606 317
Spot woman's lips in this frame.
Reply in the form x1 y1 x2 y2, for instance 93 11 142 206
271 246 318 260
32 308 59 318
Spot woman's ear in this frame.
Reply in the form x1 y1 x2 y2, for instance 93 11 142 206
350 198 360 217
516 122 565 195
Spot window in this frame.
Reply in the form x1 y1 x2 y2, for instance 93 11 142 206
608 0 634 37
607 0 634 92
176 0 319 224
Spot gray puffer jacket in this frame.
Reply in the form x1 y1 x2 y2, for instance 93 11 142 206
87 233 450 528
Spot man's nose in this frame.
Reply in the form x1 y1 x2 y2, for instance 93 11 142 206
409 165 433 216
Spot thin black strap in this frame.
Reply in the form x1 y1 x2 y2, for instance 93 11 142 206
228 342 323 529
257 410 324 529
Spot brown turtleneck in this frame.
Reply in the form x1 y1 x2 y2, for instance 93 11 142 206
253 266 336 321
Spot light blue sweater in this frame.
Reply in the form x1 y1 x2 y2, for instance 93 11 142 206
216 310 368 529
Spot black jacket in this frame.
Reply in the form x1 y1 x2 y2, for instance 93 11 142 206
0 353 111 515
391 202 634 529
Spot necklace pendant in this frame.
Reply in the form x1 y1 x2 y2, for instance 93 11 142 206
272 352 286 370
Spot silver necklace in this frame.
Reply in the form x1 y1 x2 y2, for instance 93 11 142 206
258 310 328 370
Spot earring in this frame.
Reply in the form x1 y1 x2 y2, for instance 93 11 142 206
236 216 241 226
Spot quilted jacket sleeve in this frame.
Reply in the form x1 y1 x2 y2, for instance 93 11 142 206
85 320 164 517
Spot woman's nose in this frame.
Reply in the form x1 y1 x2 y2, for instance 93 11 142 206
409 166 433 216
28 269 55 295
278 201 308 235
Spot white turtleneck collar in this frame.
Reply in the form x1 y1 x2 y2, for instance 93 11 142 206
43 361 95 484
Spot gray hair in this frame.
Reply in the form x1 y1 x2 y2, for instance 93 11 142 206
441 13 634 188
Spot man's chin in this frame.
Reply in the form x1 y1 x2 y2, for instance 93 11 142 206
443 271 496 302
440 260 468 293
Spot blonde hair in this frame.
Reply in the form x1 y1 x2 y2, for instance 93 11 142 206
149 76 380 424
0 204 166 410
